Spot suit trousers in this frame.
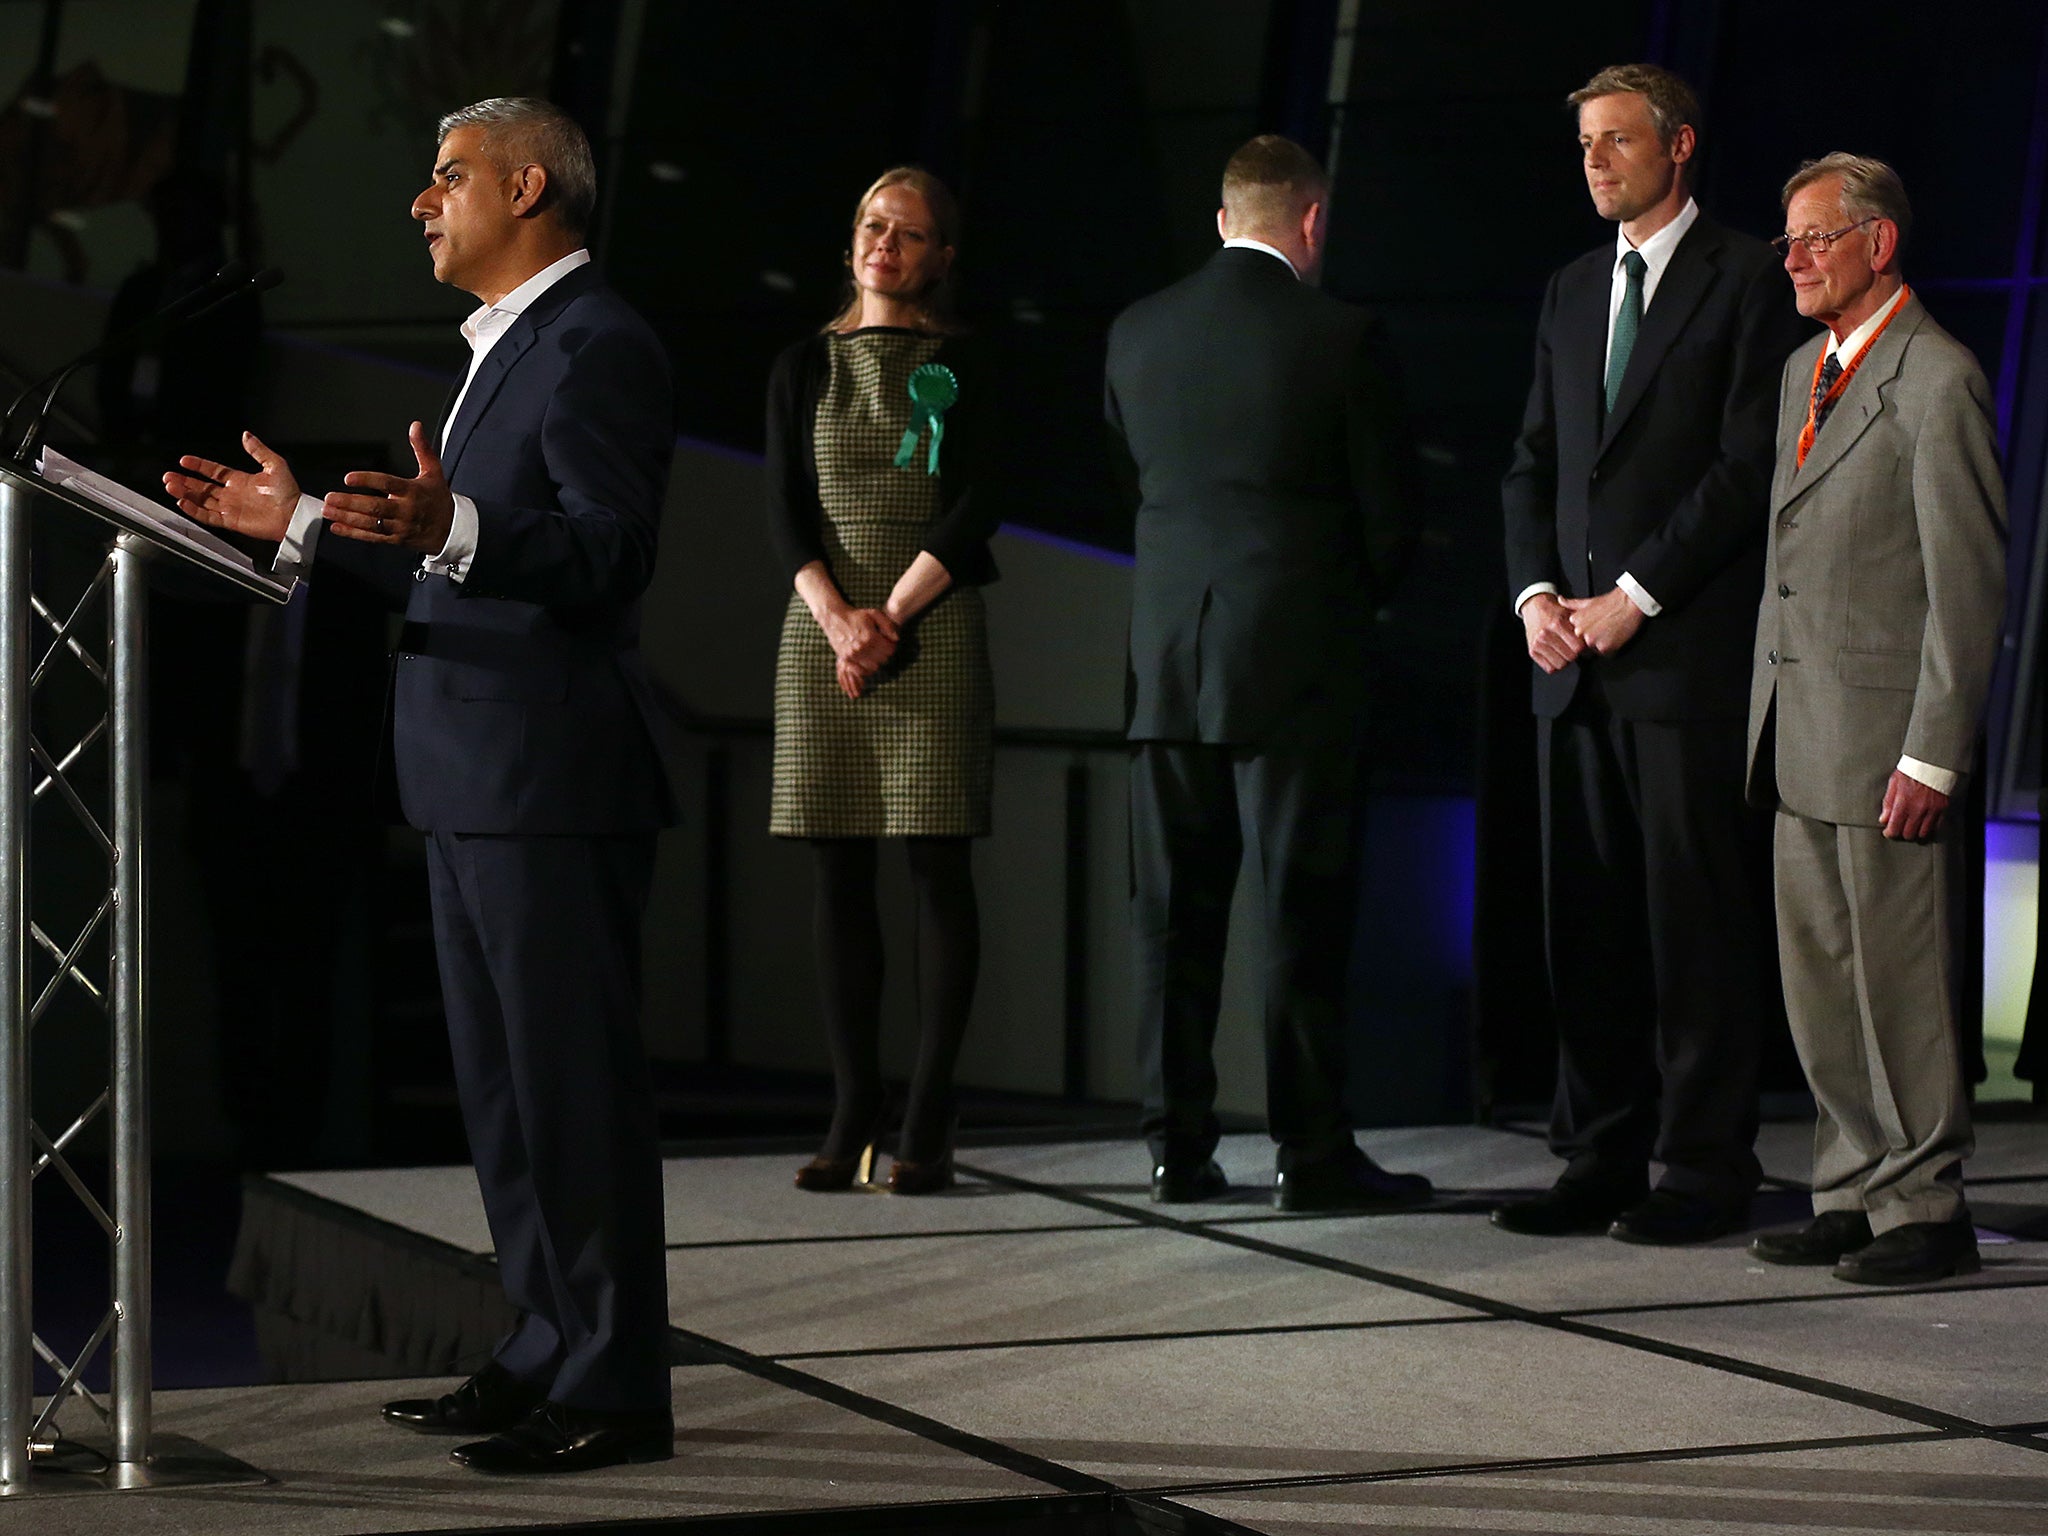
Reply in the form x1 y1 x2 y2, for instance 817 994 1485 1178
1537 693 1774 1203
1772 809 1972 1231
1131 739 1359 1170
426 829 671 1412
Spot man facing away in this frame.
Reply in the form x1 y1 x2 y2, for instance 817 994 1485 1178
1498 64 1807 1244
1746 155 2006 1285
1105 135 1425 1214
164 97 677 1473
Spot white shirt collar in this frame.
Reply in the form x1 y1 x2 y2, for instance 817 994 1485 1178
1222 237 1300 281
459 248 591 351
1827 284 1909 362
1614 196 1699 282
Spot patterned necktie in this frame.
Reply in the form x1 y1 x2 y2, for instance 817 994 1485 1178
1811 351 1845 434
1605 249 1647 412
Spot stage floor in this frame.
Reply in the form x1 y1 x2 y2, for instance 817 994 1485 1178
27 1120 2048 1533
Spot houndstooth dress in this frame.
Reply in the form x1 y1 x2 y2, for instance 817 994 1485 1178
769 329 994 838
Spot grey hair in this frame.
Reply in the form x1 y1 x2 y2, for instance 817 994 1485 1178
436 97 596 237
1782 152 1912 259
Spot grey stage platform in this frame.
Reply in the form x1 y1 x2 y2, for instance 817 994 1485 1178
34 1121 2048 1533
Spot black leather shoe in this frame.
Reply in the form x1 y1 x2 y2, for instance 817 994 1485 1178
1608 1189 1746 1246
1833 1219 1979 1285
1152 1159 1228 1204
1490 1181 1644 1237
383 1361 546 1435
1750 1210 1875 1266
451 1401 675 1474
1273 1146 1431 1214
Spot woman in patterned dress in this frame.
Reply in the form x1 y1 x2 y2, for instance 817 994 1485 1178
765 167 997 1195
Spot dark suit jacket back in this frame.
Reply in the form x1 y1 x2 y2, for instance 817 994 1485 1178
1502 213 1805 720
1105 247 1413 744
325 263 677 835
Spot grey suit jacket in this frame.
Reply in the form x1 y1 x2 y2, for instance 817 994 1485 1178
1744 293 2007 826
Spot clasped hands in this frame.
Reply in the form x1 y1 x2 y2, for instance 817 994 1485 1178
824 604 899 700
1521 588 1645 674
162 423 456 553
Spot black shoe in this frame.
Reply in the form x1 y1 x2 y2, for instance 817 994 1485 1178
1273 1146 1432 1214
383 1361 546 1435
1608 1189 1745 1246
1750 1210 1875 1266
1490 1180 1644 1237
1833 1219 1979 1285
451 1401 675 1474
1152 1159 1228 1204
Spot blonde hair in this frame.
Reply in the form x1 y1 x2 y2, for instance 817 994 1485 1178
1220 135 1326 236
825 166 963 334
1567 64 1700 149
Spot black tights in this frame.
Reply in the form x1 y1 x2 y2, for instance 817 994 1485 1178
811 836 979 1163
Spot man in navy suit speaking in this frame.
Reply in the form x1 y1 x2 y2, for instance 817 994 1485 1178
165 98 676 1475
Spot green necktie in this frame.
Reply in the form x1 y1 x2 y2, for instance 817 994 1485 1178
1606 249 1647 413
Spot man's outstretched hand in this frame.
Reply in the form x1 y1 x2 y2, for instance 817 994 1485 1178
323 421 456 552
164 430 301 542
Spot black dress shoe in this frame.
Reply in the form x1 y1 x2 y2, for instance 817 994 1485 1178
1152 1159 1228 1204
1608 1189 1745 1246
1490 1181 1644 1237
383 1361 545 1435
451 1401 675 1474
1750 1209 1875 1266
1833 1219 1979 1285
1273 1146 1431 1214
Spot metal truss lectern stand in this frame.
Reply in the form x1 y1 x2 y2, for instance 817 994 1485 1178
0 458 290 1493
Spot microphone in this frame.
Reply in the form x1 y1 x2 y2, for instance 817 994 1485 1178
4 262 283 466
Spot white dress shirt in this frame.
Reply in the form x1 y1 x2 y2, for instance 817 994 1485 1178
1222 236 1300 280
275 248 592 583
1514 198 1702 622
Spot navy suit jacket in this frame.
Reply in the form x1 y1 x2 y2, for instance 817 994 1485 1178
1501 213 1805 721
324 262 677 834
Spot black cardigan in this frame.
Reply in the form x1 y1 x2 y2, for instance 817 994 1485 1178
764 328 1001 589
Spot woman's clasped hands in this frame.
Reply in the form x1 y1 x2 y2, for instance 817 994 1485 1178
825 604 898 700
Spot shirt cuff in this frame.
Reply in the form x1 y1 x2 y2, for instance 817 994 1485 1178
272 493 326 581
1617 571 1662 617
1898 756 1958 796
422 493 479 584
1513 582 1559 616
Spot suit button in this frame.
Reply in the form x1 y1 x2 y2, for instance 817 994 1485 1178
1767 649 1780 665
1777 583 1791 598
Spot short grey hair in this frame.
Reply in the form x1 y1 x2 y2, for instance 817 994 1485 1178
1782 152 1912 259
436 97 596 237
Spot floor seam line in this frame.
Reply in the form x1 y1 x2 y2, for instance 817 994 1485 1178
956 1160 1999 1439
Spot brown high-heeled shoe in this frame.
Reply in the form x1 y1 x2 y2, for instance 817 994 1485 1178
794 1142 877 1193
886 1152 955 1196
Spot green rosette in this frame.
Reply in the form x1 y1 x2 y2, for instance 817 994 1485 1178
892 362 959 476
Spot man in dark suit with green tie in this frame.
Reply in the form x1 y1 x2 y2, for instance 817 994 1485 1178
1106 136 1421 1213
1499 64 1806 1245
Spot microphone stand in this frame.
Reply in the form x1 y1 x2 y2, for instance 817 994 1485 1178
1 263 281 468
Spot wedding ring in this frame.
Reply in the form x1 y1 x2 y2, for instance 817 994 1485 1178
376 517 387 533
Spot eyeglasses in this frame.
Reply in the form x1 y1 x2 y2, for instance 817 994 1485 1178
1770 217 1876 257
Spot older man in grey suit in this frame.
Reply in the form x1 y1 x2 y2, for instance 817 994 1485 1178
1745 154 2007 1285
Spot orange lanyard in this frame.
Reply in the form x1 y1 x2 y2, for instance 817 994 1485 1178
1797 285 1908 467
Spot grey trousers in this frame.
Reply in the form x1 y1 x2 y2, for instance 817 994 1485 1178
1773 809 1972 1232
